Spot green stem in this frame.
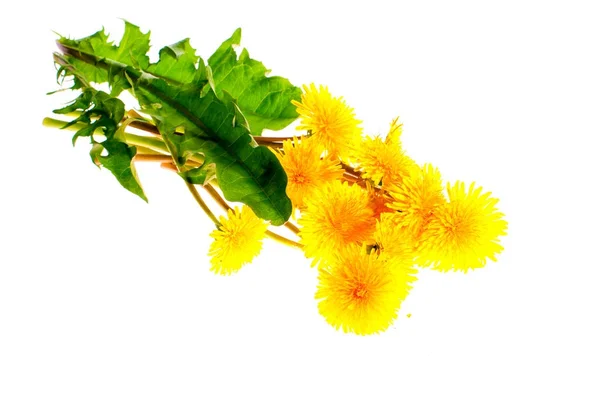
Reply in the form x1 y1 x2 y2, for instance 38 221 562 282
284 221 301 235
185 182 220 226
204 184 234 213
134 146 167 156
253 136 295 143
134 154 175 163
203 183 303 249
42 116 80 131
123 133 170 154
45 117 302 248
265 230 304 249
43 117 203 164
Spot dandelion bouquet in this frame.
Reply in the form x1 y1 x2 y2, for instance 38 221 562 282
44 22 507 335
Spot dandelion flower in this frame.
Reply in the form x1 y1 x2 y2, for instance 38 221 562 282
385 117 403 146
355 118 418 187
299 181 375 264
292 83 362 160
367 182 395 220
208 206 268 275
417 182 508 272
315 246 416 335
388 164 445 239
372 213 416 263
272 136 342 209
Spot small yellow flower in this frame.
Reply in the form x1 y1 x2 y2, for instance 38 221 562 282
315 246 416 335
354 118 418 187
292 83 362 161
417 182 508 272
208 206 268 275
388 164 446 239
272 136 343 209
299 181 375 264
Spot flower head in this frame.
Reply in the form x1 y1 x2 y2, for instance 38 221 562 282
367 182 395 220
272 136 343 209
354 118 418 187
417 182 508 272
299 180 375 264
292 83 362 161
384 117 403 146
208 206 268 275
372 213 416 263
388 164 446 239
315 246 416 335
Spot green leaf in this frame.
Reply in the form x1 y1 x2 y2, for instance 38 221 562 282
180 162 217 185
55 89 125 144
147 39 206 85
58 22 207 95
208 29 301 134
58 21 150 95
54 87 147 202
96 140 148 202
134 79 291 225
55 22 293 225
57 25 299 134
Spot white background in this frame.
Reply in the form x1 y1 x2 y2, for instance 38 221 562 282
1 1 599 397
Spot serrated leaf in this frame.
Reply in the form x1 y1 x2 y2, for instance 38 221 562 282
54 22 294 224
54 87 147 201
59 21 150 95
208 29 301 134
58 25 299 134
134 79 291 225
55 89 125 144
97 140 148 202
58 22 206 95
147 39 206 85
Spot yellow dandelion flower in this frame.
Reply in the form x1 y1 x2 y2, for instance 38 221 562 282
354 118 419 187
372 213 416 263
367 182 395 220
271 136 343 209
299 181 375 264
417 182 508 272
208 206 268 275
315 246 416 335
388 164 446 239
385 116 403 146
292 83 362 160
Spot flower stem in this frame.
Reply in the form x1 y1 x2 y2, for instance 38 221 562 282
340 162 361 177
45 117 302 248
128 120 161 135
123 133 169 154
204 184 232 212
203 183 303 249
42 116 79 131
134 146 167 156
134 154 173 162
265 230 304 249
43 117 204 164
284 221 301 235
185 181 220 226
253 136 297 143
255 141 283 149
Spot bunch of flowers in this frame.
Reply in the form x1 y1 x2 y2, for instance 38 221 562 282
44 22 507 335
